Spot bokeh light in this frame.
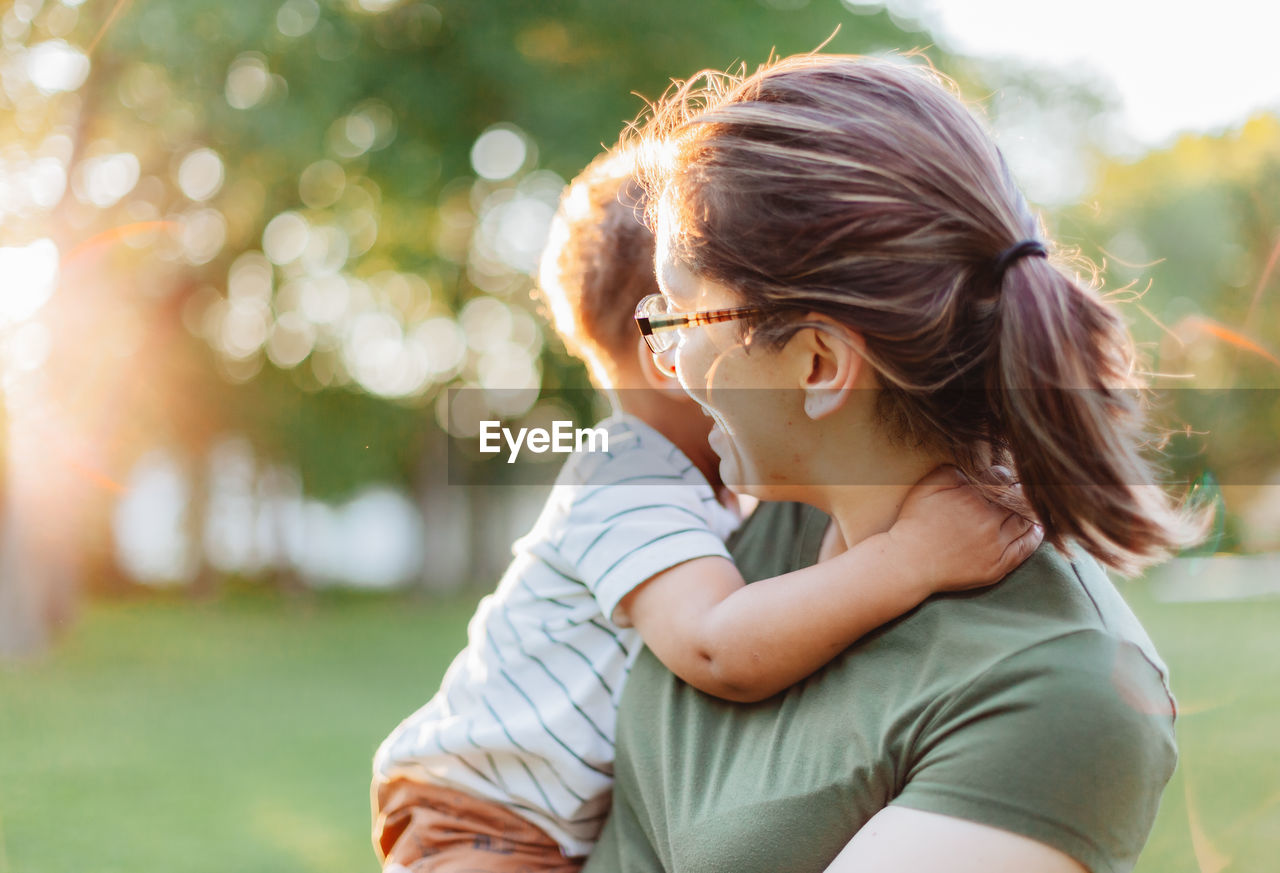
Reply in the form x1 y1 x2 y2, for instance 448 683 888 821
265 311 316 368
470 124 530 181
0 153 68 215
276 0 321 38
470 170 564 279
0 238 59 326
177 148 225 202
227 251 273 303
224 53 272 110
340 308 436 398
178 207 227 265
263 211 310 264
218 297 271 359
416 316 466 379
300 224 350 276
25 39 89 94
72 152 140 208
299 159 346 209
355 0 403 14
459 296 512 352
295 274 351 325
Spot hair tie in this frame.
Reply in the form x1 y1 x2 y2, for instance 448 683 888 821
992 239 1048 282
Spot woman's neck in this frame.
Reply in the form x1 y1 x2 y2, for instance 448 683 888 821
823 485 916 554
807 449 948 556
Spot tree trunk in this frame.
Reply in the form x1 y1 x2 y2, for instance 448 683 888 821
0 510 51 658
0 389 80 658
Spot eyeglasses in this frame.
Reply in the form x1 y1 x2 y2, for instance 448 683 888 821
633 293 765 354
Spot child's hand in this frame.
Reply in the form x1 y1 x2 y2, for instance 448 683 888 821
887 465 1042 595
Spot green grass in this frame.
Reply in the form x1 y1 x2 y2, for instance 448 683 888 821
0 589 483 873
1 579 1276 873
1125 576 1280 873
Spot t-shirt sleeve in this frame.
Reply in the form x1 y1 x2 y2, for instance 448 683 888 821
554 449 732 621
892 630 1178 873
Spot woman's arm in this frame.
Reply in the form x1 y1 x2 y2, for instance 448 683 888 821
615 467 1042 702
824 807 1088 873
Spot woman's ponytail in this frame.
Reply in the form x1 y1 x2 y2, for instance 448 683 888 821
991 257 1208 574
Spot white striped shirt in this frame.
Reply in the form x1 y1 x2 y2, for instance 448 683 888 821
374 415 740 856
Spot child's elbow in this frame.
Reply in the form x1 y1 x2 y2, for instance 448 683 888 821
713 682 777 704
691 647 778 703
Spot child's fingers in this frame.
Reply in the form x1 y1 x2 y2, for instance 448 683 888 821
912 464 967 493
998 511 1033 538
973 464 1015 487
1000 521 1044 569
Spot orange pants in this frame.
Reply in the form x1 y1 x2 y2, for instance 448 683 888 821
373 778 584 873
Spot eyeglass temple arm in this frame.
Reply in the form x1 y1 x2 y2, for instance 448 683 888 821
643 314 694 331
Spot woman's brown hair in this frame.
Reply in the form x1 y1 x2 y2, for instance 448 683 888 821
633 54 1205 574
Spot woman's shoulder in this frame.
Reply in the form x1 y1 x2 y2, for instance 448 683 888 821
890 617 1177 873
848 544 1175 721
922 545 1161 651
991 545 1170 678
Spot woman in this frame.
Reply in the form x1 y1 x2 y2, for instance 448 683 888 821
583 55 1203 873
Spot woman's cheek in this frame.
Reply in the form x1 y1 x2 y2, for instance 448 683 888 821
714 407 765 483
732 394 804 490
710 427 749 491
673 336 717 406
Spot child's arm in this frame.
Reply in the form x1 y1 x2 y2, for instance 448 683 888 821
614 466 1042 703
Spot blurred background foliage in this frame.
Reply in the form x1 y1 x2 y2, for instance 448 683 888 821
1064 116 1280 553
0 0 959 648
0 0 1275 633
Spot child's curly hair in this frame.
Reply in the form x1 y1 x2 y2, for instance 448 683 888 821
537 149 658 388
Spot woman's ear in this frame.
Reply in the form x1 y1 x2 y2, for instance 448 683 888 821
637 336 678 390
791 317 867 420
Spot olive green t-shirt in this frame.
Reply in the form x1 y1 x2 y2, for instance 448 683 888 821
584 502 1177 873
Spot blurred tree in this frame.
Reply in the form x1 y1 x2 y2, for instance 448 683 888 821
1068 116 1280 346
4 1 1270 653
1058 116 1280 548
0 0 944 651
